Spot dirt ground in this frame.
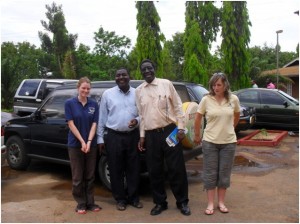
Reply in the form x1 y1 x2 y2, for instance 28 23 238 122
1 130 299 223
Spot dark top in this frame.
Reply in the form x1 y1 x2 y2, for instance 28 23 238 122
65 96 99 147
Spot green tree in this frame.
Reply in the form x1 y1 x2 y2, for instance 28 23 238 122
220 1 251 90
161 43 176 80
38 2 78 77
164 32 185 80
1 42 42 109
94 26 131 58
127 46 140 79
183 19 204 83
135 1 165 78
90 27 131 80
62 50 77 79
248 45 297 88
183 2 220 84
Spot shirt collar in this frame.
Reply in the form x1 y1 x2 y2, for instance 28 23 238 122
75 96 91 104
145 77 158 87
117 85 131 95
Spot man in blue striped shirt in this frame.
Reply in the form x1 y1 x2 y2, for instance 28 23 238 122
97 68 142 211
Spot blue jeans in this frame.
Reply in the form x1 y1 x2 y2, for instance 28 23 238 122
202 140 236 190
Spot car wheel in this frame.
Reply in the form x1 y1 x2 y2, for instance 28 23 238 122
6 136 30 170
98 156 111 190
97 155 127 191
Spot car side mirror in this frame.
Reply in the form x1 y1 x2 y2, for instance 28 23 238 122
283 101 289 108
41 109 59 117
33 110 42 120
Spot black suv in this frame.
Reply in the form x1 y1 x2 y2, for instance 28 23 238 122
4 80 254 189
4 80 206 189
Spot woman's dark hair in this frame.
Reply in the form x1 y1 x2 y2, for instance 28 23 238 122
208 73 231 102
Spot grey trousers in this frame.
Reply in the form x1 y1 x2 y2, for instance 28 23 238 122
202 140 236 190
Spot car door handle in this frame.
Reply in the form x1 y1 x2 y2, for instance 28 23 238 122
263 105 270 109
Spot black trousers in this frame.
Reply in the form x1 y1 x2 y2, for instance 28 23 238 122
105 128 140 204
145 123 189 206
68 146 98 208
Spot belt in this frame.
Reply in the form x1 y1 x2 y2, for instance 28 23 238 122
146 123 175 133
107 128 135 135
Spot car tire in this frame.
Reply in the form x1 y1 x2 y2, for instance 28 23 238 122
98 156 111 190
6 136 30 170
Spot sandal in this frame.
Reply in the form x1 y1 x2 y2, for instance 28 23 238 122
218 206 229 213
204 208 214 215
75 208 87 214
87 204 102 212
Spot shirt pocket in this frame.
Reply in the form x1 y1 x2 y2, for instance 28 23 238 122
158 95 168 110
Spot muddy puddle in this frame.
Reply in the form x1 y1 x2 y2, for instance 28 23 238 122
186 153 275 180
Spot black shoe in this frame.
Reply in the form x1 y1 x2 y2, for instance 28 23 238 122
129 201 143 208
150 204 168 216
177 203 191 216
116 202 126 211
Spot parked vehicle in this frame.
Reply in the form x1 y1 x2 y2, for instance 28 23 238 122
184 82 255 132
4 81 200 189
234 88 299 130
4 80 254 189
1 112 18 166
13 79 77 116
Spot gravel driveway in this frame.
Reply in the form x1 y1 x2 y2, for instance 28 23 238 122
1 130 298 223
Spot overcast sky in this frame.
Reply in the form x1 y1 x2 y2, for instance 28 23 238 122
1 0 299 53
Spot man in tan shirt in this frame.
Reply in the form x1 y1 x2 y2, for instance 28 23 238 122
135 59 191 216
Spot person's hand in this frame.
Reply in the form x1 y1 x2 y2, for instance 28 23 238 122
81 142 87 153
194 135 202 145
138 137 146 152
128 119 137 128
85 141 91 153
177 129 185 142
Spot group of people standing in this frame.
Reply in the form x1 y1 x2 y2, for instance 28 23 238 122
64 59 241 217
251 78 276 89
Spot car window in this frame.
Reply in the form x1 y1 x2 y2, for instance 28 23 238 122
238 91 259 104
174 85 191 103
18 80 41 97
278 90 299 105
190 85 209 102
90 88 108 105
42 95 73 118
261 91 285 105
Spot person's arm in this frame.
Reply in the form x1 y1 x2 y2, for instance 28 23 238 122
233 112 240 128
97 92 109 153
169 82 185 130
97 92 108 144
194 112 203 145
67 120 87 152
86 122 97 152
233 95 241 128
135 88 146 151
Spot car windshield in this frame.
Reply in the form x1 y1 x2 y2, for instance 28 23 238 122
278 90 299 105
190 85 209 101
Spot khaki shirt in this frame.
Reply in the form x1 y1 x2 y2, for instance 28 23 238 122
135 78 185 137
197 94 240 144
